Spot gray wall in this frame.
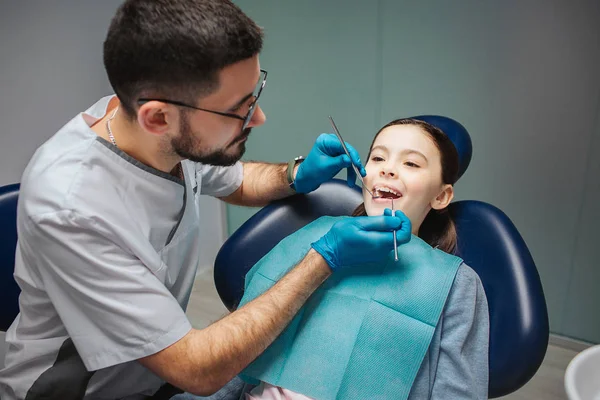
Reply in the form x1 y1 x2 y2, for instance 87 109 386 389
0 1 599 343
229 0 600 343
0 1 121 185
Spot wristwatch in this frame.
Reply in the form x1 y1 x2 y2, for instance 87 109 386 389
287 156 305 190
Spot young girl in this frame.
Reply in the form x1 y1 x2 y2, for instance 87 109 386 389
240 118 489 400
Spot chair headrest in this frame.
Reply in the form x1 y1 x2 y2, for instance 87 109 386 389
411 115 473 180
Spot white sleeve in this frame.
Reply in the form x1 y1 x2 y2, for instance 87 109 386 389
197 162 243 197
21 210 192 371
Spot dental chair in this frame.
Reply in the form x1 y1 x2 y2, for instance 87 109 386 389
214 117 549 398
0 183 20 333
0 183 20 367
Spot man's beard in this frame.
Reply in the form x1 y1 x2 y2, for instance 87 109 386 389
171 115 250 166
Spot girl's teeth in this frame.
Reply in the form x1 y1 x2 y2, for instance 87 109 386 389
375 187 398 196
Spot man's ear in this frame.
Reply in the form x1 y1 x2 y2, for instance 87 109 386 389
137 101 177 137
431 184 454 210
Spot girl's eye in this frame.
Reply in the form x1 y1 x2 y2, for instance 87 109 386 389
405 161 420 168
371 156 384 162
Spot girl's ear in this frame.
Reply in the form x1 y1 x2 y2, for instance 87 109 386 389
431 184 454 210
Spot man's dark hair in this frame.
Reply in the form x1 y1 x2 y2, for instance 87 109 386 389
104 0 263 118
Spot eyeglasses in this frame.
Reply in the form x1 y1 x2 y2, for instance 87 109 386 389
138 69 267 131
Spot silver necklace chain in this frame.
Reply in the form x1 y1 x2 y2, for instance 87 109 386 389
106 106 119 146
105 106 183 179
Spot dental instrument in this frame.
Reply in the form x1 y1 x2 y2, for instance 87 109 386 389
328 116 398 261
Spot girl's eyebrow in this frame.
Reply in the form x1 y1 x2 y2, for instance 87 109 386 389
370 145 388 153
371 145 428 161
401 149 428 161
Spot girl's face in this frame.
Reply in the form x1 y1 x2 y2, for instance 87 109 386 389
362 124 454 233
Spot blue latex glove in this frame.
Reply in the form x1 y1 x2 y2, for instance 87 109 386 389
311 210 412 271
293 133 366 194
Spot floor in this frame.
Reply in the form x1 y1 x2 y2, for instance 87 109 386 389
496 345 578 400
186 268 583 400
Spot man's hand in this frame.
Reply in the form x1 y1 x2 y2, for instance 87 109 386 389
311 210 412 271
293 134 366 194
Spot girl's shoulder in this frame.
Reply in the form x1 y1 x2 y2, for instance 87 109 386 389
445 263 489 316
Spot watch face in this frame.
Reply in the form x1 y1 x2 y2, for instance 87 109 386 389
287 158 298 185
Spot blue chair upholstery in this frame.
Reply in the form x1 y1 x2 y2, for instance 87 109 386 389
450 200 549 397
214 179 549 397
0 183 21 332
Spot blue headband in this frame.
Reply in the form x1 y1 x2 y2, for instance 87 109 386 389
411 115 472 181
